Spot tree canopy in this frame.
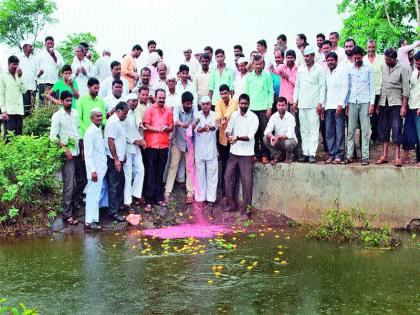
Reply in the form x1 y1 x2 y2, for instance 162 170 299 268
0 0 56 50
338 0 419 52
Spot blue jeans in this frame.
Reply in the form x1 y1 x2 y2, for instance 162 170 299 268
325 109 345 159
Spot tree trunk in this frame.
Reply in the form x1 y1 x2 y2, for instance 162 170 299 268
415 0 420 32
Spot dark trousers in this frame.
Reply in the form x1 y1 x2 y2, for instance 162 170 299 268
143 148 168 205
320 118 328 154
106 156 125 215
23 90 36 116
38 83 53 104
62 155 87 218
224 154 253 212
218 142 230 196
370 95 380 142
287 104 302 156
378 104 403 144
325 109 345 159
3 114 23 137
252 110 269 158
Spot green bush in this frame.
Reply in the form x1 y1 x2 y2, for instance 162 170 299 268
0 298 38 315
23 104 57 136
0 134 63 225
307 207 400 247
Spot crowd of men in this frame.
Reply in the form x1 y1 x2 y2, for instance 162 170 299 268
1 32 419 229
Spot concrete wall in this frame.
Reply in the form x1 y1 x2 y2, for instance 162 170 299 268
252 163 420 228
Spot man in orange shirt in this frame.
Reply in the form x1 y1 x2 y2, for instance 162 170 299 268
122 44 142 91
142 88 174 208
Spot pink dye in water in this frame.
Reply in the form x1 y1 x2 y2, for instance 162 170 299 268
142 126 230 239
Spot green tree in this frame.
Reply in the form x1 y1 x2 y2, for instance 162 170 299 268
0 0 56 50
337 0 419 52
57 32 100 65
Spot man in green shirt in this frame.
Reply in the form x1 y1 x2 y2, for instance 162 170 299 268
245 54 274 163
209 48 234 107
77 77 107 137
47 64 79 108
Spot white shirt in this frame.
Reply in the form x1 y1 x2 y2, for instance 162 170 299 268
49 108 80 156
264 111 297 141
151 78 169 94
176 80 198 111
194 110 218 160
84 123 107 179
332 46 346 62
124 108 143 154
19 53 37 91
105 113 127 161
324 67 349 110
183 58 201 77
226 110 259 156
94 55 112 81
166 91 180 109
71 57 94 96
104 94 123 113
233 72 248 100
99 76 129 98
36 48 64 84
293 63 325 108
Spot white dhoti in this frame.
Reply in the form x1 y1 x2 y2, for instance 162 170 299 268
299 107 320 156
195 158 218 202
123 149 145 205
85 176 108 224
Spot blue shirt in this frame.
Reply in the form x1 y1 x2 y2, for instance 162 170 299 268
173 106 195 152
347 63 375 105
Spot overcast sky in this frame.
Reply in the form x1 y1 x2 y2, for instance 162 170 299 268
1 0 343 69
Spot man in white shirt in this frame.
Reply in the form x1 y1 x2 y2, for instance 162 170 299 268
123 93 146 209
176 64 198 111
50 90 86 225
224 93 259 217
329 32 346 62
94 48 112 81
20 41 37 115
324 52 348 164
104 79 124 116
71 45 94 96
100 61 129 98
293 46 325 163
36 36 64 103
194 96 218 206
105 102 129 222
263 96 297 164
233 57 248 100
151 62 168 93
165 77 180 109
84 107 109 230
193 54 212 104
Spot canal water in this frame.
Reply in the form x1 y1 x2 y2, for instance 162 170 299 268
0 228 418 314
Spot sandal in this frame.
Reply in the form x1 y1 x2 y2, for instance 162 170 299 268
332 158 342 164
394 158 402 167
325 158 334 164
270 158 280 165
375 156 388 164
66 216 79 225
186 195 194 204
344 158 354 164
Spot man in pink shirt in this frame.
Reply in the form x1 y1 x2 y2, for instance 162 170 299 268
397 39 420 74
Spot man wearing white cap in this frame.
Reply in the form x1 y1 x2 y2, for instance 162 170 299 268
293 46 325 163
233 57 248 101
84 107 108 230
19 41 37 115
194 96 218 206
94 48 112 81
123 93 146 209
